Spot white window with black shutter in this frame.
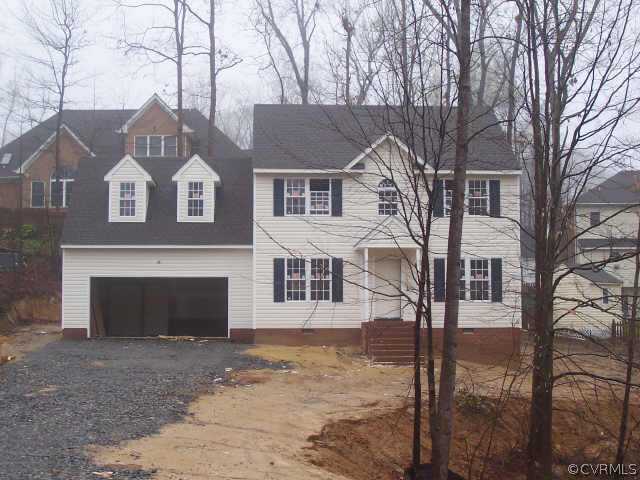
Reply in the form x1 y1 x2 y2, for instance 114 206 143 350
433 178 501 217
273 256 344 303
273 178 342 217
433 257 502 303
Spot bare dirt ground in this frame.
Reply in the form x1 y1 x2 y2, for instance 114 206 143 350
90 340 640 480
0 322 60 364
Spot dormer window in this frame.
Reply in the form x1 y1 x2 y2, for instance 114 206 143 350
134 135 178 157
172 154 220 223
119 182 136 217
188 181 204 217
104 155 155 223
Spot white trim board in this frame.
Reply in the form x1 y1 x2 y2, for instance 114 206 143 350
61 244 253 249
253 168 521 176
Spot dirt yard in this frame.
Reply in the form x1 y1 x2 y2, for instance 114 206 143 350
90 341 640 480
0 322 60 364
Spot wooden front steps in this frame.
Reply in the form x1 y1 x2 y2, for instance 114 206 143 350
362 320 423 365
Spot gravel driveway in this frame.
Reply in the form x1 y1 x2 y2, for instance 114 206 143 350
0 338 277 480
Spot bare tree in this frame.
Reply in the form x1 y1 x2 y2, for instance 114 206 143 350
117 0 188 157
326 1 384 105
514 0 640 476
254 0 320 104
185 0 242 157
21 0 88 207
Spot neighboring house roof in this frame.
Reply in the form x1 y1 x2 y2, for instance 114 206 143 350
572 266 623 285
252 104 519 171
577 170 640 204
0 108 243 179
577 237 637 250
61 155 252 246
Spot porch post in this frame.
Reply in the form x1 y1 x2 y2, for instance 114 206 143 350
363 247 369 321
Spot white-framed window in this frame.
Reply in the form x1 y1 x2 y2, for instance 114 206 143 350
31 181 45 208
469 259 490 301
590 211 600 227
134 135 179 157
602 288 610 304
378 179 398 215
459 259 466 298
311 258 331 301
50 177 74 208
286 257 306 301
468 180 488 216
119 182 136 217
309 179 331 215
187 181 204 217
444 179 455 216
286 178 306 215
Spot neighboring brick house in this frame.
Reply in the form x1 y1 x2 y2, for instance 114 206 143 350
59 102 522 361
0 94 238 211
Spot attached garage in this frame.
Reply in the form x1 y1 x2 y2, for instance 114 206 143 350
61 248 253 339
91 277 228 337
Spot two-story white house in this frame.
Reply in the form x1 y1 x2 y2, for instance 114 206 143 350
554 170 639 336
60 100 522 359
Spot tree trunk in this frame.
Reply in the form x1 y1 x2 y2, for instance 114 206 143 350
207 0 216 158
175 0 185 158
412 247 427 474
615 214 640 464
506 12 522 147
433 0 471 478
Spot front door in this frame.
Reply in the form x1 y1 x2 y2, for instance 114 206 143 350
374 256 402 319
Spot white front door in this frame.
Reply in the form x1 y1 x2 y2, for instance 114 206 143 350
373 256 402 319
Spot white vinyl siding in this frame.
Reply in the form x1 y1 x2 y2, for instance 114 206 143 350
62 248 253 334
253 139 522 330
554 270 622 337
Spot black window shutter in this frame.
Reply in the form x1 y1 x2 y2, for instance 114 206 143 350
459 259 466 301
491 258 502 303
273 179 284 216
273 258 285 302
434 258 445 302
332 257 344 302
331 179 342 216
433 179 444 217
489 180 501 217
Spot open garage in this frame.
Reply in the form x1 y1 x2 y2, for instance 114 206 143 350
90 277 228 338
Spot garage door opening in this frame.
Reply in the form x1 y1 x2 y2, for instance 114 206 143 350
90 277 228 337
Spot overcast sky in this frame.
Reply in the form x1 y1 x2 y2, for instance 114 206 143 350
0 0 281 112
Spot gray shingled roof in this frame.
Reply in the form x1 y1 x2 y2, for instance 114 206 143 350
61 155 252 246
253 104 519 171
577 170 640 204
573 266 623 285
0 109 243 178
577 238 637 250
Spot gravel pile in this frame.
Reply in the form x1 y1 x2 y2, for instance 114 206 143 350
0 339 278 480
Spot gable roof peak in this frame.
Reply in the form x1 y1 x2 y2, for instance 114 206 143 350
104 154 155 185
116 93 194 134
172 154 221 184
14 123 95 174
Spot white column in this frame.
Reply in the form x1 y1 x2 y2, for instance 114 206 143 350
363 247 369 321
